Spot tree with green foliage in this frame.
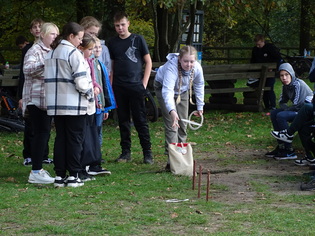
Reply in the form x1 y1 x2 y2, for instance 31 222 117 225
1 0 315 64
148 0 205 61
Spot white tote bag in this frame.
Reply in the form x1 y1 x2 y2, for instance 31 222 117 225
168 143 193 176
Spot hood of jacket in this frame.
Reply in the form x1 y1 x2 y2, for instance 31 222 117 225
278 63 297 85
166 53 179 66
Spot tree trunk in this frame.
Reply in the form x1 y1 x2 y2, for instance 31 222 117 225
186 2 197 45
299 0 311 54
156 6 170 61
151 0 160 62
153 1 199 61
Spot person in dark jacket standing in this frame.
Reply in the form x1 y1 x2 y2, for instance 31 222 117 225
250 34 283 112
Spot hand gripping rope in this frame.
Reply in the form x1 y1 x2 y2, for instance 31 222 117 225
181 110 204 130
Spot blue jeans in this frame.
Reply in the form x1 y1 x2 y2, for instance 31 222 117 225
95 112 103 145
270 108 297 148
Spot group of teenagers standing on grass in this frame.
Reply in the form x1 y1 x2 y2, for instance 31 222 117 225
18 13 315 191
19 12 205 188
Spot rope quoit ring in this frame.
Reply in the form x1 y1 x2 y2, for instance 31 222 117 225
181 110 204 130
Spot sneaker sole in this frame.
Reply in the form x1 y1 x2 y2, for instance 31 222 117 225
294 160 315 166
67 183 84 187
54 183 66 187
81 177 96 182
28 179 54 184
87 171 111 176
274 155 297 160
265 154 275 158
294 162 308 166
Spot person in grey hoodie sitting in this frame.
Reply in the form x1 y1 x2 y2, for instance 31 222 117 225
266 63 313 160
154 45 205 170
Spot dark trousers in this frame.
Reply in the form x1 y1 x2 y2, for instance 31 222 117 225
263 77 276 110
22 117 33 159
53 115 86 177
288 103 315 157
27 105 51 170
81 114 102 167
23 116 49 160
113 84 151 152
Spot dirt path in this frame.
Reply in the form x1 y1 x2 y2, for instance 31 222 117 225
194 147 314 203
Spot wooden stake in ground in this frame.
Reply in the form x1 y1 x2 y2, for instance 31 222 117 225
192 160 196 190
206 169 210 201
198 165 202 198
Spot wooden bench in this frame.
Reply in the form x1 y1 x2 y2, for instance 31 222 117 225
203 63 277 112
0 69 20 87
148 62 277 112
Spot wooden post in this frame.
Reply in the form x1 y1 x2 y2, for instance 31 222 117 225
198 165 202 198
192 160 196 190
206 170 210 201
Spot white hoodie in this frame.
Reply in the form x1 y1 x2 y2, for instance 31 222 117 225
155 53 205 112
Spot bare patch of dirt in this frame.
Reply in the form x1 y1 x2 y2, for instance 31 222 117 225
193 146 315 203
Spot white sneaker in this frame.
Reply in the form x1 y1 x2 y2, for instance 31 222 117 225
28 169 55 184
270 130 294 143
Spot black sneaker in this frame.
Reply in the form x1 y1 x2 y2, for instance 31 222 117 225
274 149 297 160
54 176 67 188
66 176 84 187
265 146 280 158
270 129 294 143
23 157 32 166
294 156 315 166
87 165 111 176
115 152 131 162
79 171 96 182
42 158 54 164
300 179 315 191
143 150 154 164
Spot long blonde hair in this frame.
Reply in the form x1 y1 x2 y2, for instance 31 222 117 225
178 45 197 60
176 45 196 105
